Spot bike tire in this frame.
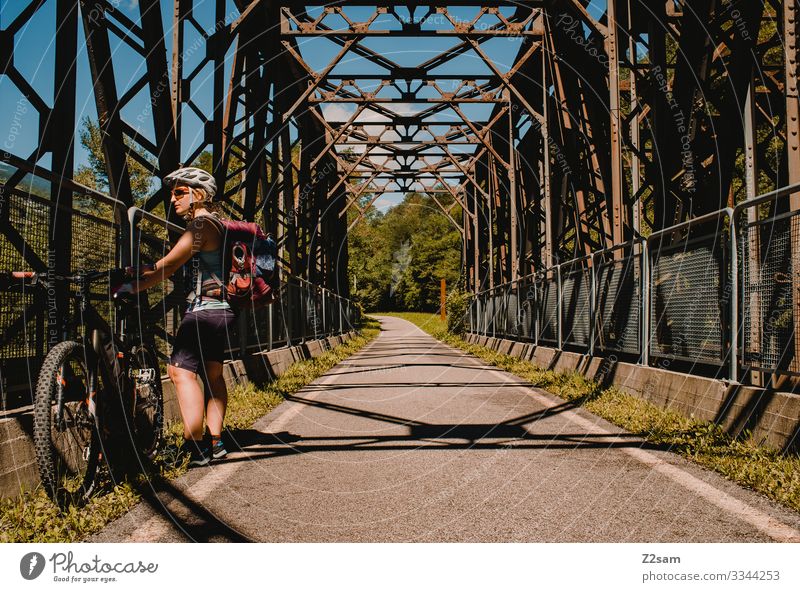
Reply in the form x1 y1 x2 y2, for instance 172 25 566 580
129 344 164 460
33 341 100 504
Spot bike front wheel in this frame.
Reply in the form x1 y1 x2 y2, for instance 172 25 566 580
33 341 100 504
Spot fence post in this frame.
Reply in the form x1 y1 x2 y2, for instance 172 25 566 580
470 297 475 334
492 289 496 339
300 281 307 344
589 255 597 357
504 285 509 339
556 265 563 350
642 243 650 367
285 280 294 346
730 213 739 382
534 276 539 346
268 303 273 351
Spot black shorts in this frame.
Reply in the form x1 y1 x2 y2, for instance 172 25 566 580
169 308 237 374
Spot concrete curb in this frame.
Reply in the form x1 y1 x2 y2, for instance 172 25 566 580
0 331 358 499
464 333 800 453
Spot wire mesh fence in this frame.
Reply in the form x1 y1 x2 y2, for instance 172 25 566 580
647 234 728 366
594 246 641 355
1 171 125 362
560 260 592 348
1 169 358 406
738 208 800 375
467 212 740 379
0 189 49 360
537 270 559 345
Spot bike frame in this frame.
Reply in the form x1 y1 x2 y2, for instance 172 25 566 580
59 272 140 442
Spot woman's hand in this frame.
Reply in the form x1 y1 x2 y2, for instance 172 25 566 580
132 218 214 292
112 282 136 298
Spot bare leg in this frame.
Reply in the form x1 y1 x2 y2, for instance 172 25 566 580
204 361 227 436
168 364 204 440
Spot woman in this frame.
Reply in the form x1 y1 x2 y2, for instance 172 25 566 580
116 167 235 466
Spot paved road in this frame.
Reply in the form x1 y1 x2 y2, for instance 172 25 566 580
92 316 800 542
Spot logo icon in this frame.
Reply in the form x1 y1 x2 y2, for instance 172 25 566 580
20 552 46 580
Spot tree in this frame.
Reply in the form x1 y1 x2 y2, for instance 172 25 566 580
346 192 462 312
74 116 155 203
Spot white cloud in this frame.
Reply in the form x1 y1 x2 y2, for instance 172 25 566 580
322 103 355 122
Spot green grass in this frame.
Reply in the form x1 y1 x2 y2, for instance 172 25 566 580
383 312 800 514
0 318 380 543
374 311 447 335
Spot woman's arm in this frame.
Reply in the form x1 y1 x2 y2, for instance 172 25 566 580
132 220 208 293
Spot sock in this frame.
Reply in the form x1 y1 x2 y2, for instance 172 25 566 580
210 434 222 447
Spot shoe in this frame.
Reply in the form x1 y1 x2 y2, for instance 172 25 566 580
183 440 211 467
211 438 228 459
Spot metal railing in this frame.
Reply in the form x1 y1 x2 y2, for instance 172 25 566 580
0 164 358 404
1 155 128 364
468 183 800 385
734 184 800 379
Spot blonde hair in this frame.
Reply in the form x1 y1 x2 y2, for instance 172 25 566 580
185 186 226 220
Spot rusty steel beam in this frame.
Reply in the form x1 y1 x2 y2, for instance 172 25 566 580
5 0 800 386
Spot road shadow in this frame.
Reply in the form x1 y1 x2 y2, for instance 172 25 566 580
132 473 254 543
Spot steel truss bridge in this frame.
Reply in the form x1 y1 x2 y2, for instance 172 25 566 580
2 0 800 392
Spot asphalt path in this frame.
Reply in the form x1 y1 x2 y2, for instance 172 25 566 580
92 316 800 542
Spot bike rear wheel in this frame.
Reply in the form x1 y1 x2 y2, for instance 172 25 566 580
33 341 100 504
129 344 164 460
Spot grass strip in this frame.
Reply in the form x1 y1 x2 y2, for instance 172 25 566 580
382 312 800 514
0 318 380 543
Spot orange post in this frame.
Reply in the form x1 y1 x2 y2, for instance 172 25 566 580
440 279 446 320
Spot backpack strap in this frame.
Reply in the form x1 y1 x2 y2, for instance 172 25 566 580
194 215 227 304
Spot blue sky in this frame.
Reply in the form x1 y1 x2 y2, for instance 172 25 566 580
1 0 608 211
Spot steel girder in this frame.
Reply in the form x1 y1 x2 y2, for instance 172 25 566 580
2 0 800 298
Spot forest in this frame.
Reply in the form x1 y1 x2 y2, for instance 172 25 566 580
346 193 463 312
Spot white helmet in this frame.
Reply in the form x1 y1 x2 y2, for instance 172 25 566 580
163 166 217 199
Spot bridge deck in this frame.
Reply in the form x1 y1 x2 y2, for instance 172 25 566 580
93 317 800 542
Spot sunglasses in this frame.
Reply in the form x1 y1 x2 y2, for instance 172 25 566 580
171 188 190 196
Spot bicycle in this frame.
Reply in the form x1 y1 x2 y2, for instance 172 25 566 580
1 268 164 505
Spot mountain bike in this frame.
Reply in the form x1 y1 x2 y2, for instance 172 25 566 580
1 268 163 505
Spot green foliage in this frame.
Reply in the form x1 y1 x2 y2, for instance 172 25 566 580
445 287 470 335
348 192 462 312
379 311 447 337
76 117 155 204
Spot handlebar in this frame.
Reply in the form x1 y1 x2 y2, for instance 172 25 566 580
0 266 155 292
